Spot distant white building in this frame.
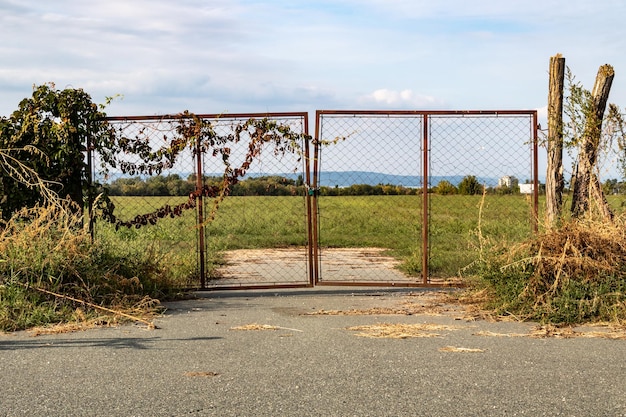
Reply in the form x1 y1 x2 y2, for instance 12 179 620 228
498 175 519 188
519 183 534 194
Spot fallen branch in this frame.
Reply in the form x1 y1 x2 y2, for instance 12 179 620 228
15 282 157 329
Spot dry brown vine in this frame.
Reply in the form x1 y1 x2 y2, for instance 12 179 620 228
96 113 308 229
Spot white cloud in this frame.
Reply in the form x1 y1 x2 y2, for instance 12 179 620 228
351 0 614 22
360 89 444 109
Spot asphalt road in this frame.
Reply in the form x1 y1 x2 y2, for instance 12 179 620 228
1 287 625 417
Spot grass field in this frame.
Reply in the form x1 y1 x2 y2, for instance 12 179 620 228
319 194 538 276
93 193 583 284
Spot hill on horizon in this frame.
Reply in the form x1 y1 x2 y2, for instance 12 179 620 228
101 170 507 187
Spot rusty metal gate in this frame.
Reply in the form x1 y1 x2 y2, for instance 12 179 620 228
96 112 313 290
312 110 539 287
96 110 537 290
196 113 313 290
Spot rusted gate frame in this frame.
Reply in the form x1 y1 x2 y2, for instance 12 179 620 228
313 109 539 287
100 112 313 291
97 110 538 290
196 112 314 291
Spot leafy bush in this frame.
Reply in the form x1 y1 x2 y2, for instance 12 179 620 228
435 180 457 195
0 84 109 220
458 175 484 195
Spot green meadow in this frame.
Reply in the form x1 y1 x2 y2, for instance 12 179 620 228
92 193 587 285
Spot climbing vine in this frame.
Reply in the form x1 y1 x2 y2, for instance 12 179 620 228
95 112 309 229
0 84 309 228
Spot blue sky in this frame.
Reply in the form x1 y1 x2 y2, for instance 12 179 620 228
1 0 626 121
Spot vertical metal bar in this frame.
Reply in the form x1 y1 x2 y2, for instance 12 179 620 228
532 111 539 233
196 132 206 289
303 114 315 287
312 111 322 285
86 121 95 241
422 114 429 285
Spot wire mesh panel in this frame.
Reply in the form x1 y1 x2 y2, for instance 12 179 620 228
95 110 535 289
314 111 424 285
427 112 537 279
315 110 538 285
198 113 311 289
94 116 201 288
567 121 625 215
95 112 311 290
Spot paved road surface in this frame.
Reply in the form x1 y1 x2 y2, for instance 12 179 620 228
1 288 625 416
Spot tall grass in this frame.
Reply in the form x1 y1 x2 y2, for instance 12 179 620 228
459 192 626 325
468 215 626 325
96 196 199 287
0 201 183 331
105 194 538 280
5 188 624 330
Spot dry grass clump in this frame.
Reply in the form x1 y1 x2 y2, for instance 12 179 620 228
306 302 442 316
309 291 489 323
470 215 626 325
474 324 626 339
230 323 302 332
522 218 626 285
28 321 99 336
438 346 485 353
309 291 465 318
473 330 529 338
0 201 177 332
346 323 460 339
230 324 282 331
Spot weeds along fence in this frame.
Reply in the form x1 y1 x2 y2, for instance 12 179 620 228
94 113 311 289
313 110 539 285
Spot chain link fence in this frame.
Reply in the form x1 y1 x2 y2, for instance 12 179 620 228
314 110 538 285
95 113 311 290
94 110 537 289
559 122 626 215
95 116 201 288
427 112 538 279
197 113 311 289
313 112 425 285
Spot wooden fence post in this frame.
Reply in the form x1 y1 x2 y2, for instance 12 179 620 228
546 54 565 227
570 64 615 219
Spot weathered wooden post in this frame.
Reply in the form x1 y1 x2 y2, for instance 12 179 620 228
570 64 615 219
546 54 565 227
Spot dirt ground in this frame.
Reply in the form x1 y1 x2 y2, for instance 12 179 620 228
212 247 427 287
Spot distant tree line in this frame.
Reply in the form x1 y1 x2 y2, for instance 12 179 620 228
106 174 421 197
433 175 524 196
106 174 553 197
107 174 196 197
106 174 307 197
602 179 626 195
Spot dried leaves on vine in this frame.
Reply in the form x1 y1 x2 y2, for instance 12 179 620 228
96 113 309 229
